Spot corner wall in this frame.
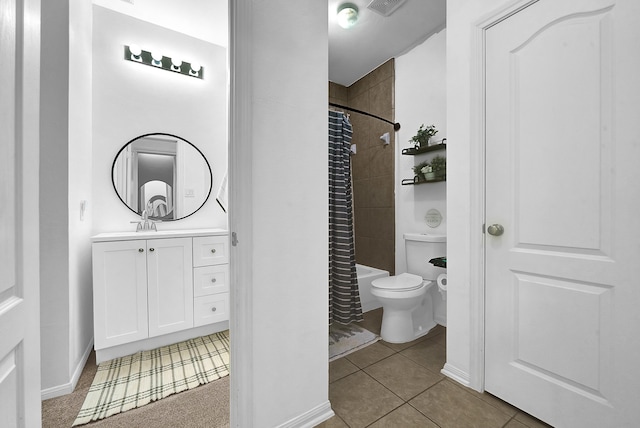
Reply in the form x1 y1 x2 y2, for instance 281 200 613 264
232 1 331 425
330 60 397 276
394 29 447 321
40 0 94 396
40 0 71 391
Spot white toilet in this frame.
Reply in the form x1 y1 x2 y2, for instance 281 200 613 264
371 233 446 343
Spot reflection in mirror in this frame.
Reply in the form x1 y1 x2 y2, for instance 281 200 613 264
112 133 212 221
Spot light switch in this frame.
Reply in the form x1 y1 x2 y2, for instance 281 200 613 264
80 200 88 221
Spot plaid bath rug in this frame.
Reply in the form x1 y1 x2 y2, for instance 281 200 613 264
73 330 230 426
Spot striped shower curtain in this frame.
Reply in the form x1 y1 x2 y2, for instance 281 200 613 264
328 110 363 325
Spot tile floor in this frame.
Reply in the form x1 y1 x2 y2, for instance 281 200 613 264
319 309 552 428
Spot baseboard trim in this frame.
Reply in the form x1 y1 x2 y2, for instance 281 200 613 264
41 338 94 400
275 401 334 428
441 362 471 387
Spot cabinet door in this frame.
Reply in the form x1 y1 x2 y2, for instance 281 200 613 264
147 237 194 337
92 240 148 349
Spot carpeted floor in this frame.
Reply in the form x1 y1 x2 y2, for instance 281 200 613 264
42 349 230 428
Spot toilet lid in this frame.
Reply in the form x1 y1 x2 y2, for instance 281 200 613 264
372 273 424 291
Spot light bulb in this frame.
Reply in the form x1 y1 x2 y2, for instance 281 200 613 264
129 44 142 61
171 57 183 71
189 62 201 76
337 3 359 29
151 51 163 66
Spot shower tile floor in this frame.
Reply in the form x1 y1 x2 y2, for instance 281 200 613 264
318 308 552 428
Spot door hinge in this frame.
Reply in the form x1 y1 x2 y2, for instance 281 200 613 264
231 231 238 246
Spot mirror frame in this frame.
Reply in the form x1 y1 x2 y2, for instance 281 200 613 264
111 132 213 221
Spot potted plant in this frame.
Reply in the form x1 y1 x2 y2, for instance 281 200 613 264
409 124 438 148
430 155 446 180
413 160 431 181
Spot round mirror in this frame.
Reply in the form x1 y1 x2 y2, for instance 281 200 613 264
112 133 212 221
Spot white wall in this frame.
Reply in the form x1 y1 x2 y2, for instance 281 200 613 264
395 29 447 322
68 0 94 390
230 1 332 426
446 0 509 389
40 0 71 391
92 0 228 47
92 6 228 234
40 0 94 395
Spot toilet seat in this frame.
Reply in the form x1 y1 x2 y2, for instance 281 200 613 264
372 273 424 292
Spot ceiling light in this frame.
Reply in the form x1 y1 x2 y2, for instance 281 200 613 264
337 3 359 29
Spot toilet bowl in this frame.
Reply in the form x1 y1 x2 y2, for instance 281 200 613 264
371 273 436 343
371 233 446 343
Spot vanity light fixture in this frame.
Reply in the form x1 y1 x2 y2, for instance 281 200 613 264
124 45 204 79
337 3 359 29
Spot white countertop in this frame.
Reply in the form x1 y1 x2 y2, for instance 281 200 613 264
91 228 228 242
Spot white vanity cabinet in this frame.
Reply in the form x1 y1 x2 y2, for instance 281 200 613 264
92 229 229 363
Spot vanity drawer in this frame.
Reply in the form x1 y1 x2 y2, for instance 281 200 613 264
194 293 229 327
193 235 229 267
193 265 229 297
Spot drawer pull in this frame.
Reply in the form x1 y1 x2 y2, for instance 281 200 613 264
149 248 155 252
211 278 217 283
138 248 144 252
210 249 217 254
211 307 217 312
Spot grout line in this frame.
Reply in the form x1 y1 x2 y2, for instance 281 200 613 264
502 414 518 428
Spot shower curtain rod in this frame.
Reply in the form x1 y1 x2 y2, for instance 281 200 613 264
329 102 401 131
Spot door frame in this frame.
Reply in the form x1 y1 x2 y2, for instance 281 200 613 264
467 0 540 392
228 0 254 426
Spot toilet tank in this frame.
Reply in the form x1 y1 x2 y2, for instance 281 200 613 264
404 233 447 281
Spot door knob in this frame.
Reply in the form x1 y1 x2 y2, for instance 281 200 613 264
487 224 504 236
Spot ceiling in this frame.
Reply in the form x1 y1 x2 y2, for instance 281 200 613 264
328 0 446 86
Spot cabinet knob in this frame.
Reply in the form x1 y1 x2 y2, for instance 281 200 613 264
149 248 155 252
138 248 144 252
210 248 216 254
211 278 217 283
211 307 217 312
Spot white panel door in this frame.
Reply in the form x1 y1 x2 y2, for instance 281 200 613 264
147 237 194 337
485 1 640 427
0 0 41 425
92 240 149 349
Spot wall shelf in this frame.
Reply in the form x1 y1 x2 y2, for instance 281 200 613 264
401 140 446 156
401 176 446 186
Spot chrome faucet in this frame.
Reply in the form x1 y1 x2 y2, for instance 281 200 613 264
131 210 157 232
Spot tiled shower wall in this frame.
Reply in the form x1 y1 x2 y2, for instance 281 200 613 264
329 59 396 275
